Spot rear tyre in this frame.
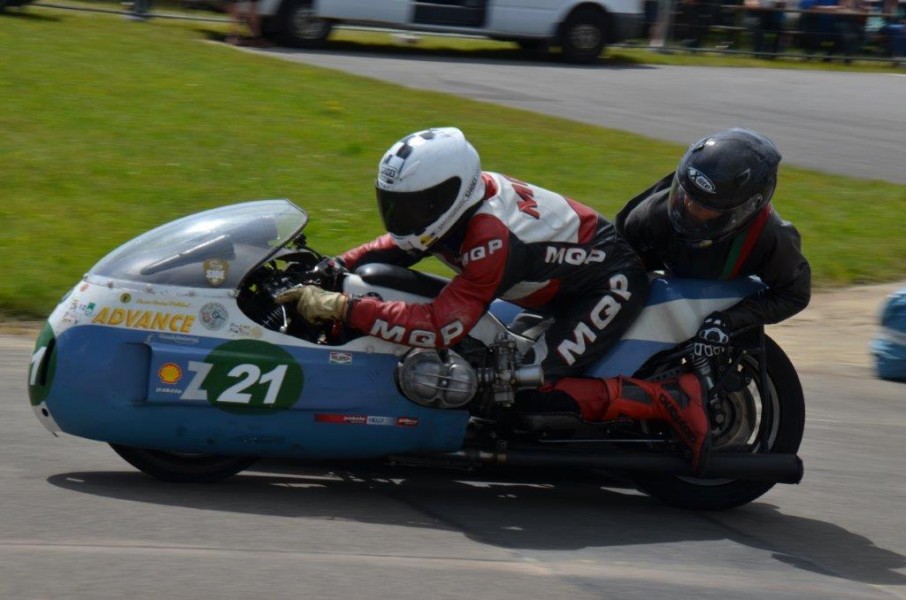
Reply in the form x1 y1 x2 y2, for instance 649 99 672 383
110 444 258 483
632 335 805 510
277 0 333 49
559 8 607 64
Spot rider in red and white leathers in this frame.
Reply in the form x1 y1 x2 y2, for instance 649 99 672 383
340 170 647 379
278 128 711 472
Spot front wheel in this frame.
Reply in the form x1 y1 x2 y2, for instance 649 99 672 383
110 444 258 483
632 335 805 510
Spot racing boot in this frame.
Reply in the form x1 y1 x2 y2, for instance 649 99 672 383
543 374 712 474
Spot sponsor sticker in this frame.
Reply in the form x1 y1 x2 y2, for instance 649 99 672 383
329 351 353 365
158 362 183 385
204 259 229 287
136 299 191 308
199 302 228 331
92 307 196 333
229 322 264 339
315 414 420 428
155 386 184 396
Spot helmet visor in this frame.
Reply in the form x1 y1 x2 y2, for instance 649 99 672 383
376 176 461 237
667 178 761 241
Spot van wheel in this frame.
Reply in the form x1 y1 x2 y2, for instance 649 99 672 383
560 7 607 63
278 0 333 48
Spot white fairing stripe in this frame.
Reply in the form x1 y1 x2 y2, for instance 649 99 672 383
621 296 746 344
501 280 551 301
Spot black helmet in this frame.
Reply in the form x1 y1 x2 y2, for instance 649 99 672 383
668 128 781 245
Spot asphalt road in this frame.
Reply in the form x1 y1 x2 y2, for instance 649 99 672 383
3 335 906 599
4 51 905 599
258 48 906 184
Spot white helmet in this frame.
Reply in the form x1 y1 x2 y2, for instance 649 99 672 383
375 127 485 252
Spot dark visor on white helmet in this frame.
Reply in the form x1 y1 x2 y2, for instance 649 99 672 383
376 176 462 237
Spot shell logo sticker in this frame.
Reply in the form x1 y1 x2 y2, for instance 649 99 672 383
158 362 183 385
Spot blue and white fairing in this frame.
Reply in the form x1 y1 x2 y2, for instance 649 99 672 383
485 276 765 378
28 200 467 459
28 199 763 459
582 276 765 378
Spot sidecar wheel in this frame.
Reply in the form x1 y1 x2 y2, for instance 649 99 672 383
632 336 805 510
110 444 258 483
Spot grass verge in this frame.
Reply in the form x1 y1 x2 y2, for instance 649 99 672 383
1 5 904 319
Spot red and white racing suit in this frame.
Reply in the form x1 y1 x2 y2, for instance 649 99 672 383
341 172 649 379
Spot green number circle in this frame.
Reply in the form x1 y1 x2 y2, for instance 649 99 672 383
203 340 303 413
28 323 57 406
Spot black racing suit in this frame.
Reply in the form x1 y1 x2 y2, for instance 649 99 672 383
615 173 812 333
341 172 649 379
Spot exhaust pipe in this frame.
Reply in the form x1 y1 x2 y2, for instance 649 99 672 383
449 449 803 484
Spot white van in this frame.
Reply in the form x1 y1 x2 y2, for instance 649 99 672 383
256 0 644 63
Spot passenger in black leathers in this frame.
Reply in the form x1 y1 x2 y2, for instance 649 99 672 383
615 128 811 352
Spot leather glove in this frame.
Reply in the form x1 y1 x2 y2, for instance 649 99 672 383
693 312 732 358
275 285 349 323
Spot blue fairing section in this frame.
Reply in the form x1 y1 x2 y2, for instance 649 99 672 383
488 299 522 326
645 276 765 305
593 277 764 377
44 325 468 458
490 276 765 379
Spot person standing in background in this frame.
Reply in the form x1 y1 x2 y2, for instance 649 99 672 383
225 0 269 46
125 0 151 21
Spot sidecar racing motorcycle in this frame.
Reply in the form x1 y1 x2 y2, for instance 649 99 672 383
27 200 804 510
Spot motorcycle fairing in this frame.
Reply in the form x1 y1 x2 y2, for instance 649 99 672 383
582 276 765 378
28 199 764 459
28 279 468 459
32 324 468 458
485 276 765 379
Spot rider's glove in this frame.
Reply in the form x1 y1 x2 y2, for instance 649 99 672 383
693 312 732 358
276 285 349 323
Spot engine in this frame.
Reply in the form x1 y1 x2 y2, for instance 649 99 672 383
396 336 544 409
396 349 479 409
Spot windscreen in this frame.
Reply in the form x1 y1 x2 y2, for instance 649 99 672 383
89 199 307 289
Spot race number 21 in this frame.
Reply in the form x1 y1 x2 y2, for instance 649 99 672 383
176 340 303 411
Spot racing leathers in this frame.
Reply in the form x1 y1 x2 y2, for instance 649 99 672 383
615 173 812 334
330 171 710 472
340 172 649 379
